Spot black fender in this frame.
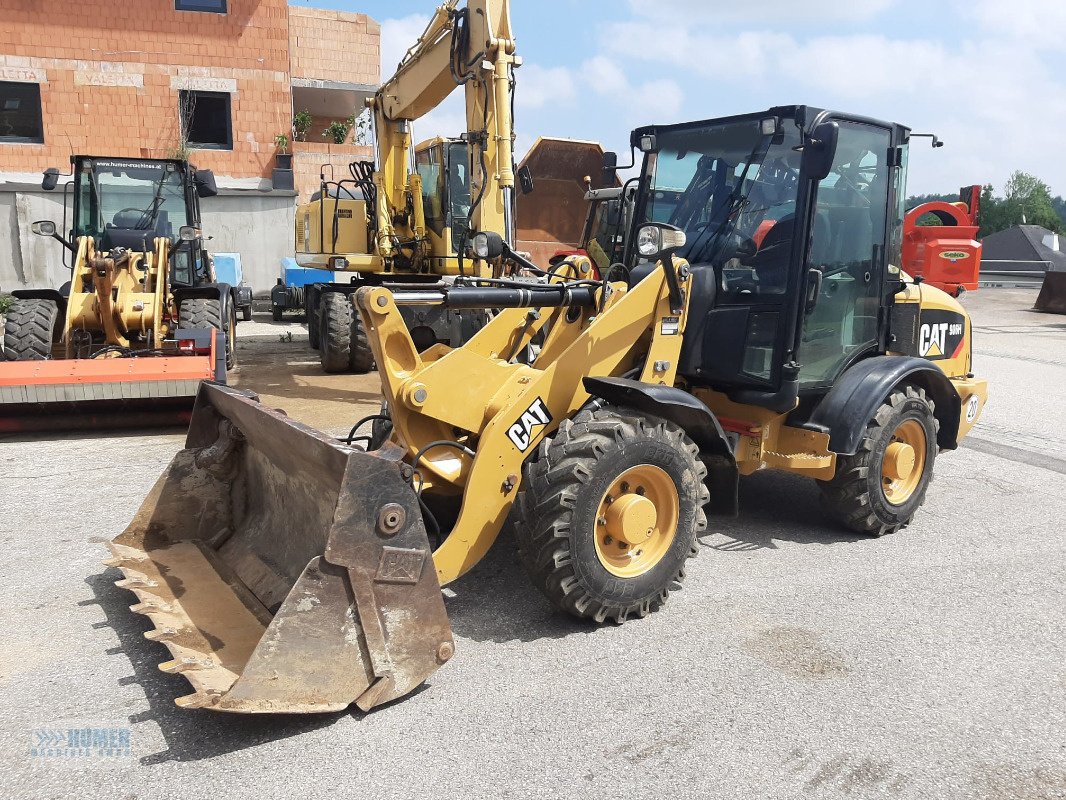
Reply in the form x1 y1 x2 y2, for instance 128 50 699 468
583 376 735 461
174 283 233 328
807 356 962 455
12 287 66 309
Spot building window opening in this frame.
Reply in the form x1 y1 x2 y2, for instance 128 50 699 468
0 82 44 144
179 90 232 151
175 0 227 13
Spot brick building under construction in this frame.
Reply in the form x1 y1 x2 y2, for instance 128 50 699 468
0 0 379 293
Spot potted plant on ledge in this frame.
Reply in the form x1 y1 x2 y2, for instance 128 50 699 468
275 133 292 169
272 132 294 191
292 110 312 143
323 120 351 145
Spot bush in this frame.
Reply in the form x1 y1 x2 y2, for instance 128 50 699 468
323 120 351 145
0 293 13 314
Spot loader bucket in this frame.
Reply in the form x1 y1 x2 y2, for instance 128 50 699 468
108 382 453 713
1034 270 1066 314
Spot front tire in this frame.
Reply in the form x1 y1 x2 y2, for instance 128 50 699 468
818 385 938 536
3 298 59 361
178 297 235 371
514 406 709 623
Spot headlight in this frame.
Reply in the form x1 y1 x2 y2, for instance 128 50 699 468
472 232 490 259
637 225 661 257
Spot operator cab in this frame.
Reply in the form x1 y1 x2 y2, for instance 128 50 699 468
627 106 910 411
414 137 472 255
69 156 217 287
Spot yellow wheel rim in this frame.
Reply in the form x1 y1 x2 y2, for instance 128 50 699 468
594 465 679 578
881 419 927 506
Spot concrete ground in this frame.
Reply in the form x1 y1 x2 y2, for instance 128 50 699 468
0 289 1063 800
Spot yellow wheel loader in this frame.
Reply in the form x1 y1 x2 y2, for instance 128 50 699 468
0 156 235 431
110 106 987 713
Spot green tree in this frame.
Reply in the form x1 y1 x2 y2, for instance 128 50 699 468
1002 171 1063 234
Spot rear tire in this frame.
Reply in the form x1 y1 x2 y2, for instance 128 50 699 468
818 385 938 536
178 297 235 371
319 292 373 374
3 298 59 361
513 406 709 623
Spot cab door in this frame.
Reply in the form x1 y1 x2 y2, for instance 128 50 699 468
797 121 894 390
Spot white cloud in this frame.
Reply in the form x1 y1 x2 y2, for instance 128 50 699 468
379 14 431 81
627 0 896 22
517 65 577 110
582 56 628 97
968 0 1066 49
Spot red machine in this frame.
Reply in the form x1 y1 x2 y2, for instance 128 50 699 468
901 185 982 297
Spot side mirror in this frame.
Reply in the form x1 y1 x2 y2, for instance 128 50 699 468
601 151 618 187
31 220 57 237
194 169 218 198
517 164 534 195
178 225 199 242
800 121 839 181
41 168 60 192
471 231 505 260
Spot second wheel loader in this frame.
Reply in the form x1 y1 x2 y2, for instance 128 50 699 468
1 156 236 430
109 105 987 714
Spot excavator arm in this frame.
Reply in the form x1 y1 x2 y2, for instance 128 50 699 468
368 0 518 260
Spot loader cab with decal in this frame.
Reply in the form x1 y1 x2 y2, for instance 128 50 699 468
628 106 914 411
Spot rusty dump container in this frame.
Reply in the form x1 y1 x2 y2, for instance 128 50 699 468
108 383 452 713
515 137 617 266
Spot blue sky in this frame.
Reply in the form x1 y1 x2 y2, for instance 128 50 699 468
289 0 1066 196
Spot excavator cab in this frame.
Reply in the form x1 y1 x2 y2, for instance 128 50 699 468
414 137 472 257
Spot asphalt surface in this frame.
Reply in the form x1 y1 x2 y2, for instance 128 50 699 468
0 289 1063 799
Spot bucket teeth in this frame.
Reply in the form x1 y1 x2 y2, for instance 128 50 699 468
175 690 222 710
159 656 218 674
115 575 159 589
144 627 178 642
130 600 173 614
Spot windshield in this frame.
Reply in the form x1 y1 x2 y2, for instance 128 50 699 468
641 117 803 294
75 159 189 244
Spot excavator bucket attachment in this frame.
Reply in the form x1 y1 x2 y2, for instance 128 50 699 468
1035 270 1066 314
108 382 453 713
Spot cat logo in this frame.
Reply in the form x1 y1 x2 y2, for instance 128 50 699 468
506 397 553 452
939 250 970 263
919 321 962 358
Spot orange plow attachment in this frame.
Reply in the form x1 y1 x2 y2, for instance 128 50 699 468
0 331 224 433
108 382 453 713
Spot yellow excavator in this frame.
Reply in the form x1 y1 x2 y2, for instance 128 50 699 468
289 0 522 371
110 106 987 714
